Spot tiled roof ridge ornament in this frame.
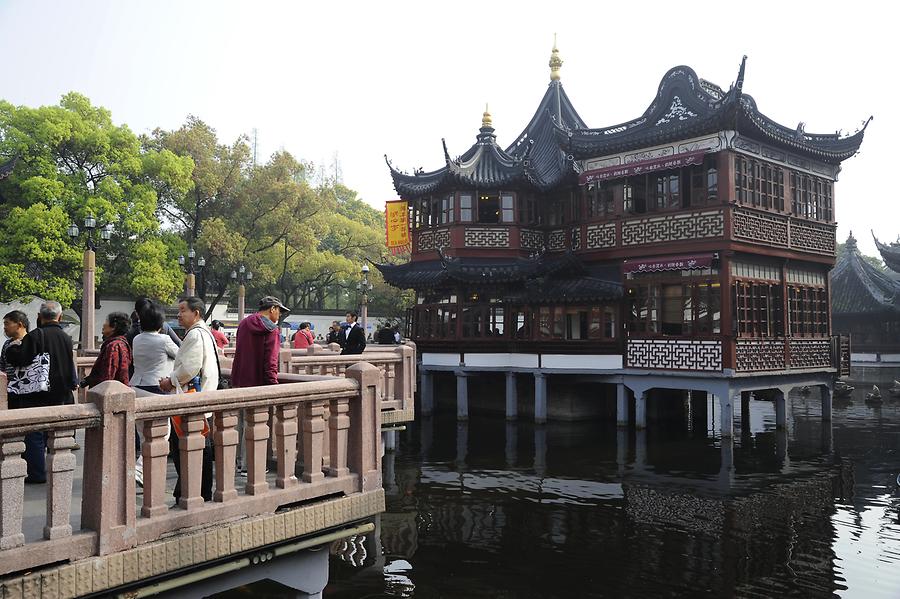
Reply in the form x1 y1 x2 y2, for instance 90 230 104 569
846 231 857 250
482 103 492 128
549 34 563 82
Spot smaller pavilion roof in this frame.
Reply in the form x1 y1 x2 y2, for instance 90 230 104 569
873 233 900 274
832 233 900 315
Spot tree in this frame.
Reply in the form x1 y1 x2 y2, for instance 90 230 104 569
0 93 191 304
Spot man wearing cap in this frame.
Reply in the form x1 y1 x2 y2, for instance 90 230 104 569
231 296 288 389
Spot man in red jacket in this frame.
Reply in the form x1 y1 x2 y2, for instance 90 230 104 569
231 296 288 388
231 296 288 472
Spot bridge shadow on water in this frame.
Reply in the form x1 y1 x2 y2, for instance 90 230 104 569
220 386 900 598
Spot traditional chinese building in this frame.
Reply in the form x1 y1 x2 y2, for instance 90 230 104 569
832 233 900 377
380 44 868 429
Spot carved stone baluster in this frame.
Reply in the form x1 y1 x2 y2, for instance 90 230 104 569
213 410 239 502
385 363 396 404
301 400 326 483
178 413 207 509
327 398 350 477
304 365 313 375
275 404 298 488
244 406 270 495
319 364 328 376
0 437 26 549
141 418 170 517
45 429 77 539
321 408 331 473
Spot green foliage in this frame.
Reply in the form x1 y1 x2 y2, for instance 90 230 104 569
0 94 412 321
0 93 187 304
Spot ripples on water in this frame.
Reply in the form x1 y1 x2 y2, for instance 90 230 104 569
321 385 900 598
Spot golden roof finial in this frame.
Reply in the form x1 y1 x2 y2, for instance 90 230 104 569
482 103 492 128
549 33 563 81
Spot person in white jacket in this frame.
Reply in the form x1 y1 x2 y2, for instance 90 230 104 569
159 297 218 503
132 304 178 487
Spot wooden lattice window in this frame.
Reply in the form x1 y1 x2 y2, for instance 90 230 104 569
788 285 829 336
733 281 784 338
791 172 833 222
627 275 720 337
734 156 784 210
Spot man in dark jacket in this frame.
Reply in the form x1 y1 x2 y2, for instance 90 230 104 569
231 296 288 388
341 311 366 355
5 300 78 483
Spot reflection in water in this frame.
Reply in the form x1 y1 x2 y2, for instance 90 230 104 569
325 386 900 598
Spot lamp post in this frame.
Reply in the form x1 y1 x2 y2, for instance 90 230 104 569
359 264 373 336
230 264 253 321
67 216 113 352
178 247 205 297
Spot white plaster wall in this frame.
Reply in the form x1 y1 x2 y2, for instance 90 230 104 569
852 353 879 363
541 354 623 370
463 353 539 368
422 352 462 367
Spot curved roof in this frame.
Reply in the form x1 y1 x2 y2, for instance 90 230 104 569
386 81 586 198
560 58 869 165
832 234 900 314
873 233 900 274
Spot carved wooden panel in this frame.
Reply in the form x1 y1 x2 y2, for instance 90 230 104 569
520 229 543 251
621 210 724 246
735 339 785 371
626 338 722 371
789 339 831 369
586 223 616 249
571 227 582 251
548 229 566 251
433 228 451 250
464 227 508 248
789 220 835 256
417 230 434 252
732 208 789 247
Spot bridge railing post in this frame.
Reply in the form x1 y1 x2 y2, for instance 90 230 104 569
346 363 382 492
394 345 415 413
81 381 136 556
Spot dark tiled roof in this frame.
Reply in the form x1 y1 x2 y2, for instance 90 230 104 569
386 81 586 197
504 264 622 304
832 234 900 314
0 155 18 180
560 58 869 165
873 234 900 274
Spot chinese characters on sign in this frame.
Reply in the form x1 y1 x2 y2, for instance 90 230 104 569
579 150 708 185
385 200 410 255
623 254 714 274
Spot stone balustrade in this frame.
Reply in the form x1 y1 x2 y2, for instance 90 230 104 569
0 364 385 595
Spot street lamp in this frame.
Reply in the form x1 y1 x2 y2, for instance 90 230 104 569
67 214 114 352
359 264 373 335
178 246 205 297
230 264 253 320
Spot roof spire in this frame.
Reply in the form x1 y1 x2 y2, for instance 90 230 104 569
735 55 747 91
482 103 492 128
549 34 563 82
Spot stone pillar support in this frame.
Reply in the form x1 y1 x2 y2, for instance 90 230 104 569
420 371 434 417
346 362 382 492
44 429 77 540
0 436 26 550
616 383 628 427
820 384 833 422
505 372 518 421
774 388 787 429
213 410 239 502
718 392 735 438
456 371 469 421
635 389 648 430
534 372 548 424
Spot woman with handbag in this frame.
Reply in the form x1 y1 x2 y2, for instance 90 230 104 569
1 310 30 382
4 301 77 483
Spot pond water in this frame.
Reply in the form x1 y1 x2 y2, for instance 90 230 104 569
324 385 900 598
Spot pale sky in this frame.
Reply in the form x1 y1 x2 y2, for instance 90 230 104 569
1 0 895 256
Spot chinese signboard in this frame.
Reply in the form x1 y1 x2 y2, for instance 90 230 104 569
579 150 708 185
623 253 714 274
385 200 410 254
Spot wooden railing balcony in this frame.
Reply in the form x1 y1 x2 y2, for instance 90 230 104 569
0 365 385 595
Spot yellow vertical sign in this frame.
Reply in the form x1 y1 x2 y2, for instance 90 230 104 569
385 200 410 253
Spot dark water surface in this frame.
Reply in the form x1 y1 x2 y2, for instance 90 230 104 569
322 386 900 598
